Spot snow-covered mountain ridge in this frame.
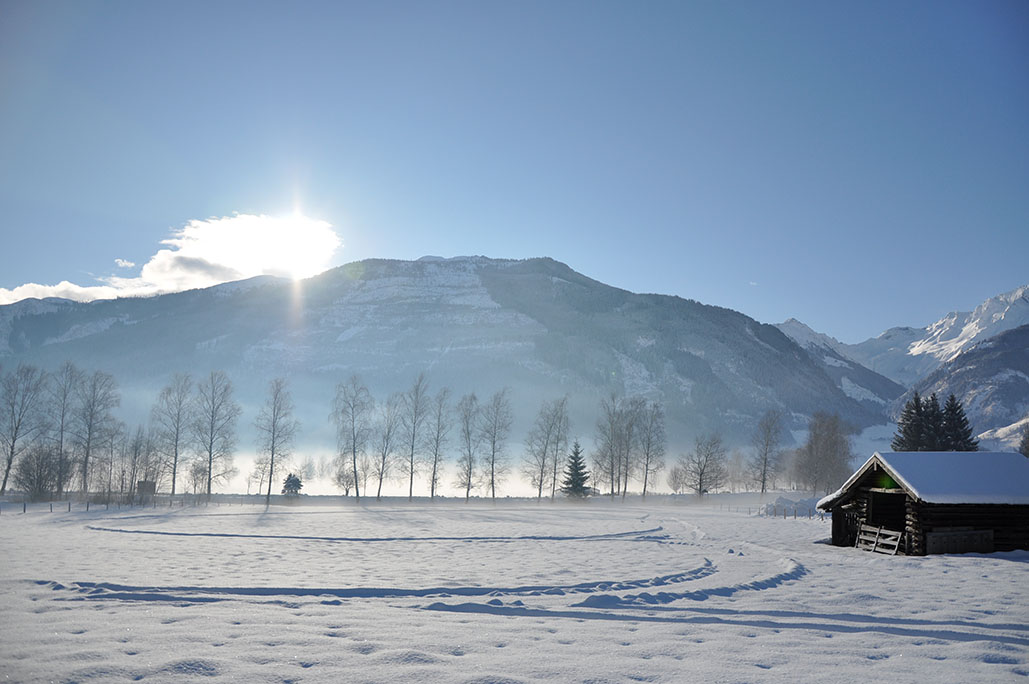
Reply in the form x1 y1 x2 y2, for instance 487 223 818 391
0 256 889 449
778 285 1029 449
848 284 1029 386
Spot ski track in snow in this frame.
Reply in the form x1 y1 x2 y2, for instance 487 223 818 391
41 524 725 607
83 524 665 544
4 504 1028 683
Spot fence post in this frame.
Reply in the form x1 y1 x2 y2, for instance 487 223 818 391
68 501 71 512
23 501 27 514
86 501 89 512
50 503 53 513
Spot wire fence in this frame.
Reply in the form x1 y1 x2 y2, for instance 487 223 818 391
0 494 275 516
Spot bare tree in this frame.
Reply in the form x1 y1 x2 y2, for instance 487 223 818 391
331 375 373 502
479 388 512 499
681 433 727 496
453 393 480 500
400 373 430 500
727 449 747 492
593 395 641 499
334 463 356 495
101 420 126 503
667 463 688 494
124 425 162 500
298 455 317 482
357 453 374 495
248 456 270 495
124 426 146 499
593 395 621 498
48 361 82 498
637 401 665 499
372 393 402 500
796 412 852 495
255 378 300 507
425 387 451 499
152 373 194 497
0 364 49 494
523 397 568 501
546 397 570 500
73 370 120 496
192 371 241 500
523 406 554 501
187 458 208 495
620 397 645 498
13 443 57 501
750 409 783 495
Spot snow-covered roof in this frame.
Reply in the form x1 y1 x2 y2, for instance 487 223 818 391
817 451 1029 509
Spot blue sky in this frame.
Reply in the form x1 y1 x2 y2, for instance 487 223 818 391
1 0 1026 342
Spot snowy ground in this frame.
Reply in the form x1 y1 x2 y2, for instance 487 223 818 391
1 500 1026 683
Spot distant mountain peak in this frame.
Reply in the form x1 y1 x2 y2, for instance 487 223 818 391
834 282 1029 387
777 318 846 354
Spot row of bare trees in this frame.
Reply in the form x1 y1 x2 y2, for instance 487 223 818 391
330 374 517 501
592 395 666 499
0 361 256 502
664 410 852 497
1 362 122 500
3 358 855 502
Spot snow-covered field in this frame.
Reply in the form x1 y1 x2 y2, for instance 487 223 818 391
1 500 1026 683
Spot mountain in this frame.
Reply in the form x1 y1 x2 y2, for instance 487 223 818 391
845 284 1029 387
901 324 1029 449
775 319 906 412
0 256 887 450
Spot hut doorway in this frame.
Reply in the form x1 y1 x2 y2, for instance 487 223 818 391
868 490 906 531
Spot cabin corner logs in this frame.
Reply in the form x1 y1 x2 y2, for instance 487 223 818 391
819 452 1029 556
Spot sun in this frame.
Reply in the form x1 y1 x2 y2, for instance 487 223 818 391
266 213 341 280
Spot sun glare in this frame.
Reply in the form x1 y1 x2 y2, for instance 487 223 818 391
167 212 342 283
268 213 341 280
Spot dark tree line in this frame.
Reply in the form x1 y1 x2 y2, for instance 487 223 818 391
891 392 978 452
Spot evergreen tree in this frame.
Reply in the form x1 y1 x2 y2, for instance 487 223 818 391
921 393 944 451
891 392 924 451
941 394 978 451
1019 423 1029 458
560 441 590 499
282 472 302 495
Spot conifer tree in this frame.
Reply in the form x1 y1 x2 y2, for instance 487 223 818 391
282 472 302 495
921 393 944 451
891 392 924 451
560 441 590 499
941 394 978 451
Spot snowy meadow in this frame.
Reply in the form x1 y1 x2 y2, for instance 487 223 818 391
1 500 1026 683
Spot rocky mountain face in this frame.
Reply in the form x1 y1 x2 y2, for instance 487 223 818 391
775 319 906 414
902 324 1029 448
0 256 889 450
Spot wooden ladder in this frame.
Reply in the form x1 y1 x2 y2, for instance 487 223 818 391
856 523 902 555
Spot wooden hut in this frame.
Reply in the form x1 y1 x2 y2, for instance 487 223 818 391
817 451 1029 555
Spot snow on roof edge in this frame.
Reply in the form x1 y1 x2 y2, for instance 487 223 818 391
818 451 1029 509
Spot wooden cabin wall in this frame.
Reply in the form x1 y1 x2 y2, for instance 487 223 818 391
905 498 923 555
916 504 1029 552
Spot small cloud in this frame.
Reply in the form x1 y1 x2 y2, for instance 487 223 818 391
749 281 759 287
0 213 341 305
